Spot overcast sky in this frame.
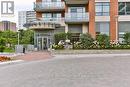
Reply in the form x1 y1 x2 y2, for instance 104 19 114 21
0 0 35 27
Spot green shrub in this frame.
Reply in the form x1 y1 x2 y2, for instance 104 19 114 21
73 42 83 49
79 33 94 49
54 33 66 45
0 38 6 52
54 32 72 45
123 32 130 44
96 34 110 49
52 44 64 50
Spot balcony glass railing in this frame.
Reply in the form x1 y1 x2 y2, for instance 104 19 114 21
28 18 63 29
34 2 65 11
64 0 89 4
65 12 89 22
41 18 64 22
29 21 56 29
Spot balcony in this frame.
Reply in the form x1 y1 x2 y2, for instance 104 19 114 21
34 2 65 12
28 18 63 30
64 0 89 5
65 13 89 23
29 22 56 30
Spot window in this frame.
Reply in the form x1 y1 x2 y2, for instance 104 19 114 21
96 22 110 36
42 13 61 21
43 0 61 2
95 2 110 16
69 7 85 13
119 2 130 15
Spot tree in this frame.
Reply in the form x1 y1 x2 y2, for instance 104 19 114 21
79 33 94 49
0 38 6 52
123 32 130 44
96 34 110 48
1 30 17 47
20 30 34 44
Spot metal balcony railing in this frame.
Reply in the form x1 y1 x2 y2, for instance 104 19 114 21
40 18 64 23
34 2 65 11
65 12 89 23
28 18 64 29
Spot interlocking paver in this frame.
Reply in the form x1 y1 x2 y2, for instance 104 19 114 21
15 51 52 61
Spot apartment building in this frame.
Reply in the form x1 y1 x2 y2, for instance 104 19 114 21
0 21 16 32
30 0 130 50
18 11 36 29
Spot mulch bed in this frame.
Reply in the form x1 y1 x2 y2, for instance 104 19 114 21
0 56 11 62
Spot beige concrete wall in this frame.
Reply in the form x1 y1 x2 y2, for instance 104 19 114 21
118 0 130 2
65 24 68 33
82 24 88 33
95 16 110 22
118 16 130 21
95 0 110 2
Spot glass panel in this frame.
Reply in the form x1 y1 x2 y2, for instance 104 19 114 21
96 22 110 36
95 2 110 16
69 7 85 13
70 8 77 13
57 13 61 18
119 2 125 15
103 6 109 12
43 38 48 49
118 2 130 15
95 6 102 12
126 3 130 14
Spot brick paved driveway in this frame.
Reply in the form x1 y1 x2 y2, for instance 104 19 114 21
15 51 52 61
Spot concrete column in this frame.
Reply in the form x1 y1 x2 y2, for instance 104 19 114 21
82 24 88 34
65 24 68 33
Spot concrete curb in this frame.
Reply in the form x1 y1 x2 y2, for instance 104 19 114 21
0 53 25 58
53 54 130 59
52 50 130 55
0 60 24 66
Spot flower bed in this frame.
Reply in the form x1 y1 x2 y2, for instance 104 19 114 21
0 56 11 62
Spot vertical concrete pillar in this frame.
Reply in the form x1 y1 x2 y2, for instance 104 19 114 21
88 0 96 38
110 0 118 41
82 24 88 34
65 24 68 33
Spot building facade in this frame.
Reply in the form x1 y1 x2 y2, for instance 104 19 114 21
0 21 16 32
18 11 36 29
30 0 130 50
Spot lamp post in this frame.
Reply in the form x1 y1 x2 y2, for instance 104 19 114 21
18 31 20 45
18 29 23 45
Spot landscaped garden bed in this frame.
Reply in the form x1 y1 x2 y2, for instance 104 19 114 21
0 56 11 62
52 32 130 50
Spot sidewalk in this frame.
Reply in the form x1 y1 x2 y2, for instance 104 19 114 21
14 51 52 61
52 50 130 54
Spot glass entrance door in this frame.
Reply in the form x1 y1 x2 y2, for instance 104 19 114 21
43 38 48 50
37 37 50 50
37 37 42 50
